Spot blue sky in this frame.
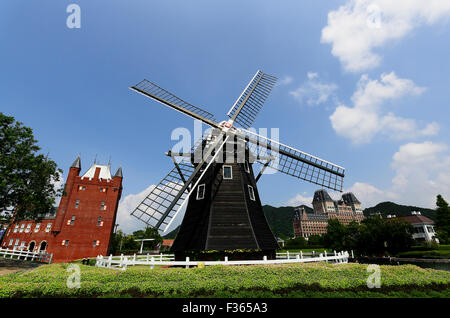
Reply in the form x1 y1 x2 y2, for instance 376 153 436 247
2 1 450 234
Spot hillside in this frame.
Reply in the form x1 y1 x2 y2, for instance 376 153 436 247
363 201 436 221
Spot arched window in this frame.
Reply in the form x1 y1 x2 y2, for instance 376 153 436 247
28 241 36 252
39 241 47 252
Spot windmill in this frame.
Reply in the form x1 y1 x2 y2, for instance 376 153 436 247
129 70 345 259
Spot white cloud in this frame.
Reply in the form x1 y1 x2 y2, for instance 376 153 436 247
116 183 188 235
321 0 450 72
116 184 156 235
349 142 450 209
330 72 439 144
285 193 313 207
286 141 450 209
289 72 338 106
277 76 293 86
52 171 64 207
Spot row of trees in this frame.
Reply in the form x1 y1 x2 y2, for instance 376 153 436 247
284 234 323 250
109 227 163 255
322 217 415 256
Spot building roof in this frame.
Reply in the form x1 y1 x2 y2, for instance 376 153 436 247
162 239 174 246
395 215 435 225
342 192 361 204
303 213 329 222
71 156 81 169
312 189 333 203
81 164 112 180
114 166 123 178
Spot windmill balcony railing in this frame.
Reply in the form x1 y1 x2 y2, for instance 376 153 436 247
95 251 351 270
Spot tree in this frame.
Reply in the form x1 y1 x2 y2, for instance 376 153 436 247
322 218 347 251
436 194 450 244
284 236 308 249
132 227 163 250
307 234 323 248
383 218 414 255
0 113 62 222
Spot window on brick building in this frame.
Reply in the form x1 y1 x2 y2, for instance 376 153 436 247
100 201 106 210
13 224 19 233
8 239 13 247
62 240 69 246
97 216 103 226
14 239 20 248
34 223 41 233
79 185 86 191
25 223 31 233
93 240 100 247
99 187 106 193
69 215 76 225
45 223 52 232
19 224 25 233
75 199 80 208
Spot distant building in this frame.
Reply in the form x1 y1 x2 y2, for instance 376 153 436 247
1 156 123 262
293 190 364 239
391 212 439 243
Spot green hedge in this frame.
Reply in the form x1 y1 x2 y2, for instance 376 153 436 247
397 250 450 259
1 262 449 298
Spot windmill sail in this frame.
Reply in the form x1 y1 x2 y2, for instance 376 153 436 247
130 79 219 128
227 70 277 129
131 131 230 232
130 162 194 230
238 128 345 192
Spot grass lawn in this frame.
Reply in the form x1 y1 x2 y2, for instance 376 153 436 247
0 262 449 298
397 244 450 259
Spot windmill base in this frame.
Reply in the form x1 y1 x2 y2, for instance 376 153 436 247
174 249 276 262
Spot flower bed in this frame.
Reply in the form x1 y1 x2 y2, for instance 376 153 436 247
0 262 449 298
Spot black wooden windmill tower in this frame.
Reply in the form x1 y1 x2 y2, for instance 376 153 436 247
129 70 345 260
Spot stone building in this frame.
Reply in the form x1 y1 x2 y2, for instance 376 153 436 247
293 189 364 239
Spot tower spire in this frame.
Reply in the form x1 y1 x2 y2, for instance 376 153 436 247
71 155 81 169
114 166 123 178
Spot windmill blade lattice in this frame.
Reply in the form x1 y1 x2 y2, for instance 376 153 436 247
131 79 218 127
130 130 229 232
130 162 195 230
227 70 277 129
239 129 345 191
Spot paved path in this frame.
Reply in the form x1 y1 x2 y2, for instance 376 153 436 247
0 258 43 276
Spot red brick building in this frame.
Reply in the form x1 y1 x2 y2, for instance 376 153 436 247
1 156 123 263
293 190 364 239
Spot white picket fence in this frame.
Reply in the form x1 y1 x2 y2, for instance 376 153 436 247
95 251 350 270
0 247 53 264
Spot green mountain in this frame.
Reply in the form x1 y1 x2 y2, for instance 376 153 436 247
363 201 436 221
262 204 312 239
